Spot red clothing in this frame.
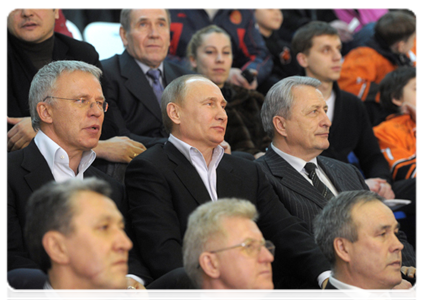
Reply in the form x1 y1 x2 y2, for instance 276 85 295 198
373 114 416 181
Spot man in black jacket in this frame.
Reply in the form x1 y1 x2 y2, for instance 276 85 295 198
7 9 145 163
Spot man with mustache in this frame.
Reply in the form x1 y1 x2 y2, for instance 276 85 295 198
314 190 413 290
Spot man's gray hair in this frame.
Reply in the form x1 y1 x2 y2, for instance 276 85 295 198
161 74 210 134
313 190 385 268
120 9 171 32
183 198 258 288
29 60 103 131
261 76 321 139
24 177 112 273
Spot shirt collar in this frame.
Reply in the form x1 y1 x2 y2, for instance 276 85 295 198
329 276 391 300
271 143 318 172
168 134 224 167
34 130 96 178
136 60 164 77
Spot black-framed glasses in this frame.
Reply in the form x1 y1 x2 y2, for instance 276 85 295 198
43 96 109 112
210 239 275 257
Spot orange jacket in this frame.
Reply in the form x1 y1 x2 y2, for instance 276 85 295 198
338 46 396 102
373 114 416 181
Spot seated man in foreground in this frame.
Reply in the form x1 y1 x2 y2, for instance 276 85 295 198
313 190 415 290
183 198 274 289
24 178 133 289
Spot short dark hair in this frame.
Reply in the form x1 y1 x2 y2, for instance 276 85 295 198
379 66 416 113
24 178 112 272
291 21 339 56
313 190 385 268
374 11 415 47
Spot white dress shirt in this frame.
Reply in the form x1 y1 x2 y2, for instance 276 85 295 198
168 134 224 201
329 276 391 300
271 143 338 196
34 130 96 182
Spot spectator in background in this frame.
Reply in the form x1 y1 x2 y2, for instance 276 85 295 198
7 9 145 165
338 11 415 104
374 67 416 183
291 21 395 200
187 25 270 157
183 199 274 289
168 9 273 90
254 9 302 95
101 9 194 148
314 190 414 290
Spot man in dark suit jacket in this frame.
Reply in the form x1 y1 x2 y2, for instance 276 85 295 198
7 9 145 164
314 190 414 290
125 74 332 289
7 60 151 287
256 76 415 268
101 9 194 148
24 178 133 289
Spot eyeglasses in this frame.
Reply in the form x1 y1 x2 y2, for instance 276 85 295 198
43 96 109 112
210 239 275 257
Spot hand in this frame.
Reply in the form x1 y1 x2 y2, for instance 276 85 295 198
392 279 419 299
124 277 150 300
93 136 146 163
329 20 353 42
401 103 416 123
401 266 416 279
227 68 258 90
7 116 37 152
220 140 231 154
365 178 395 199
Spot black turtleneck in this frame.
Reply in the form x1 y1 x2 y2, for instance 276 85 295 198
15 34 55 70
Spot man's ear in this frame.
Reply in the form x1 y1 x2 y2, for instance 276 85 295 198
42 231 70 265
37 102 53 124
296 52 308 68
273 115 288 138
199 252 220 279
119 26 128 48
333 237 352 263
167 102 181 125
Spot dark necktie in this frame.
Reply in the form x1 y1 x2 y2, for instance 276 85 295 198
147 69 164 104
304 162 335 201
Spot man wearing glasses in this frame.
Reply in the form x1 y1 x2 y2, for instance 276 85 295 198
8 60 151 286
183 199 275 289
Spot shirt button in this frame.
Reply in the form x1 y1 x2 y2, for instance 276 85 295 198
60 155 64 159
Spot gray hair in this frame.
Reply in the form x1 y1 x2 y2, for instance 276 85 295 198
28 60 102 131
183 198 258 288
161 74 210 134
261 76 321 139
24 178 112 272
313 190 385 269
120 9 171 32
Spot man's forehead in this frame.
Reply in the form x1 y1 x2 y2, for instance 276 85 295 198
352 200 397 229
132 9 169 22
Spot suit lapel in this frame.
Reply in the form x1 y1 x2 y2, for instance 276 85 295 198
216 156 243 198
317 156 347 191
119 51 162 121
164 143 212 205
264 148 327 209
21 140 54 193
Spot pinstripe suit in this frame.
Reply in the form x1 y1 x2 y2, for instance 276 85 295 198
255 146 416 267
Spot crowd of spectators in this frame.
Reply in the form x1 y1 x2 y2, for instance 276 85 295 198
7 8 416 292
